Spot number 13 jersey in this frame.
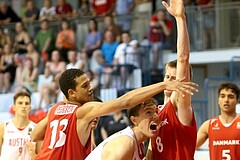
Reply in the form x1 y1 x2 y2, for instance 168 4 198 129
35 102 91 160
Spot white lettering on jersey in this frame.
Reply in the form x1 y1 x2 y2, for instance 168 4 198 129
159 118 168 128
213 140 240 146
54 104 77 115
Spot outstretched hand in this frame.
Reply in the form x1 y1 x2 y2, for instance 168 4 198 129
162 0 185 18
165 79 198 97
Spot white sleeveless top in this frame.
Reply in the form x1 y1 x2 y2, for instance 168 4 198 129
86 126 144 160
0 119 36 160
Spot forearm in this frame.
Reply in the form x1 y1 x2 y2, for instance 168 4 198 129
176 15 190 60
119 82 167 109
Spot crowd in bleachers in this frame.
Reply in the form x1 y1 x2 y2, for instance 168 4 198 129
0 0 173 108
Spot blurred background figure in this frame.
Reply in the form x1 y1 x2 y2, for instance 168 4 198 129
55 19 76 63
38 50 66 109
114 0 135 32
14 57 38 94
55 0 73 20
91 0 115 17
196 0 216 49
100 111 129 140
13 22 31 61
149 9 173 72
22 0 39 23
0 1 21 25
0 44 17 93
39 0 56 21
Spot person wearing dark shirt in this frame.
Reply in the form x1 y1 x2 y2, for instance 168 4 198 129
0 2 21 24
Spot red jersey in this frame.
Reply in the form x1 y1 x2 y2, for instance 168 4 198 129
151 101 197 160
56 3 73 15
208 115 240 160
35 102 91 160
92 0 115 15
149 15 173 43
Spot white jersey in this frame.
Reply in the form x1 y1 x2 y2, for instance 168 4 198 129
0 119 36 160
86 127 144 160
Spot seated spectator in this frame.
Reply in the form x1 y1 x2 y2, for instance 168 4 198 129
81 18 102 59
55 0 73 20
55 19 76 63
103 32 140 89
114 0 135 32
101 111 129 140
0 44 17 93
13 22 31 60
14 57 38 94
0 27 12 55
90 29 118 88
72 0 91 17
103 15 122 42
91 0 115 16
34 19 55 73
66 50 86 70
149 9 173 71
26 42 40 68
0 1 21 25
39 0 56 21
22 0 39 23
38 50 66 109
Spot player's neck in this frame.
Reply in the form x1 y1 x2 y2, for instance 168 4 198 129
12 116 30 129
132 127 147 145
219 112 238 124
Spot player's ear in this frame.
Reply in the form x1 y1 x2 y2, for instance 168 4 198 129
130 116 137 126
68 89 76 98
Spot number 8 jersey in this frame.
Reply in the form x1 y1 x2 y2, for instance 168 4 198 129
208 115 240 160
151 101 197 160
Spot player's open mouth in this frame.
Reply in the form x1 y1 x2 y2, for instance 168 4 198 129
150 123 158 131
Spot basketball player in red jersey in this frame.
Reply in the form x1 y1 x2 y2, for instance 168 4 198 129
31 68 198 160
146 0 197 159
196 82 240 160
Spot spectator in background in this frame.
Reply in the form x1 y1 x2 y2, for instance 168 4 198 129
101 111 129 140
91 29 118 89
55 0 73 20
149 9 173 72
196 0 215 49
34 19 55 72
0 27 12 55
114 0 135 32
13 22 31 60
26 42 40 68
0 1 21 24
39 0 56 21
72 0 91 17
14 57 38 94
0 44 17 93
105 32 140 89
66 50 86 71
103 15 122 42
91 0 115 16
82 18 102 59
38 50 66 109
22 0 39 23
55 19 76 63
